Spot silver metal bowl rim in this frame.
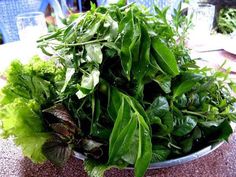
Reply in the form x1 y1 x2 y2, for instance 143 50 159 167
73 141 224 169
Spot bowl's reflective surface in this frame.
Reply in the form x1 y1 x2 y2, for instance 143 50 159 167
73 141 224 169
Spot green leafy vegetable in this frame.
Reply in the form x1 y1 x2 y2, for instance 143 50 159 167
0 99 50 163
151 37 179 76
173 80 196 98
108 89 152 177
0 56 64 163
173 115 197 136
0 2 236 177
217 8 236 34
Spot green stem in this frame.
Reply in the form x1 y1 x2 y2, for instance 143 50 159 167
47 39 106 47
182 110 206 118
90 93 95 135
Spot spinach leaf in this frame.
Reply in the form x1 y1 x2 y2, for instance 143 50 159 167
179 137 193 153
150 112 173 136
201 119 233 142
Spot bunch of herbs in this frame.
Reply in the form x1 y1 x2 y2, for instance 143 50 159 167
0 2 236 177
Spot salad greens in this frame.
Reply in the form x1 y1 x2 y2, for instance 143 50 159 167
0 58 62 162
1 2 236 177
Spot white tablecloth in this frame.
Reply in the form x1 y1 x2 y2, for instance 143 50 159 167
0 41 42 73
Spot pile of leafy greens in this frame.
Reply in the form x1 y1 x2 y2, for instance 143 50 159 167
1 2 236 177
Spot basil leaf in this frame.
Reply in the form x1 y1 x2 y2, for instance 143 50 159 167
84 159 127 177
108 89 152 177
133 23 150 81
107 87 123 121
61 68 75 93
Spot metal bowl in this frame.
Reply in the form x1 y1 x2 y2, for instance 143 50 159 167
73 141 224 169
73 123 235 169
146 141 224 169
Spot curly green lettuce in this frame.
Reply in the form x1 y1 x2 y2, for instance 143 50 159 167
0 99 50 162
0 56 64 163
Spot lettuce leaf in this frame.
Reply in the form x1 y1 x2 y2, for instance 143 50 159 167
0 99 50 163
0 60 50 105
0 57 63 163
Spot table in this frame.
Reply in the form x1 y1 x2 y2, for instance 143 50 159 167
0 39 236 177
189 34 236 74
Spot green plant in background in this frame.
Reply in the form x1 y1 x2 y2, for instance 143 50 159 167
217 8 236 34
